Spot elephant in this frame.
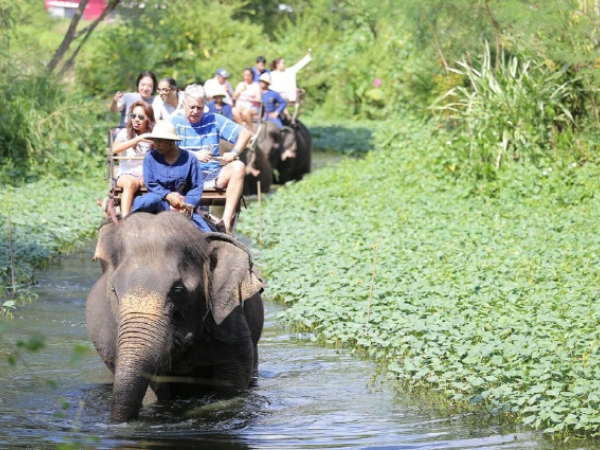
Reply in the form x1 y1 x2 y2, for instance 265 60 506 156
251 120 313 187
221 139 272 197
86 211 265 422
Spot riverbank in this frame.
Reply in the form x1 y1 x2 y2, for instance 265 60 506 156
237 117 600 435
0 177 104 312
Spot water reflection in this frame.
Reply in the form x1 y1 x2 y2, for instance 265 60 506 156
0 243 588 449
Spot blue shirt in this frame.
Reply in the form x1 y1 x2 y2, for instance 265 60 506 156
206 101 234 121
252 67 270 83
171 112 242 172
262 89 287 115
143 149 203 208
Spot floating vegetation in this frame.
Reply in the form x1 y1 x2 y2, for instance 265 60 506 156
238 117 600 435
0 177 104 307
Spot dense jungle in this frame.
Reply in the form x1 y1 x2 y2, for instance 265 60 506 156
4 0 600 441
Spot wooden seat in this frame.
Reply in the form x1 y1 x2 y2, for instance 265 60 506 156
111 186 228 206
105 128 241 232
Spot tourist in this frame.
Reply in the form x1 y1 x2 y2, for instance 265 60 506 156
111 101 155 217
110 70 157 128
232 67 261 130
152 77 184 121
171 85 252 234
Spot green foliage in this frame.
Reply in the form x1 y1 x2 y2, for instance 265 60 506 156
78 0 267 94
0 177 105 306
238 117 600 435
434 44 588 177
0 71 109 180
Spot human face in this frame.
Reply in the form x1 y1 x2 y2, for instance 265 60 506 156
157 81 174 102
137 76 154 99
216 75 225 84
184 96 204 124
276 59 285 71
256 61 265 72
152 138 172 155
243 69 253 84
259 81 269 91
130 106 149 132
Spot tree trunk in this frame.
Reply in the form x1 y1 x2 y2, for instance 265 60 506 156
47 0 121 74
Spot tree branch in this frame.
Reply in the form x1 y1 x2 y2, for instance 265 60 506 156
47 0 89 73
59 0 121 76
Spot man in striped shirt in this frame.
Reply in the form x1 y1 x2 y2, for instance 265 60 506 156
171 84 252 234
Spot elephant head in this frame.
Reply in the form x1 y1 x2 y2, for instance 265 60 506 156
88 212 264 422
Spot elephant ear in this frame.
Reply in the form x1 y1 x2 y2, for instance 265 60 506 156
93 219 118 273
205 233 265 325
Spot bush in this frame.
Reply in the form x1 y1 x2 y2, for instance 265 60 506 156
0 71 108 182
433 44 589 178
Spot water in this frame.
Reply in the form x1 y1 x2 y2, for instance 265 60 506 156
0 245 593 449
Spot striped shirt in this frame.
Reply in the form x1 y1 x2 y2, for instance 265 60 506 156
171 112 242 171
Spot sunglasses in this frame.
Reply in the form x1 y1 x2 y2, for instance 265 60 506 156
157 88 173 93
130 113 146 120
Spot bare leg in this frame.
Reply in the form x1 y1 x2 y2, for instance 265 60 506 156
241 109 255 130
116 175 140 217
214 161 245 233
232 106 244 127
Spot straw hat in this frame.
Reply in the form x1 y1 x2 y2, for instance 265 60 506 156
211 85 228 98
258 73 271 84
146 121 182 141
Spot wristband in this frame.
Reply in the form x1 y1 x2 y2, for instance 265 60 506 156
231 148 241 156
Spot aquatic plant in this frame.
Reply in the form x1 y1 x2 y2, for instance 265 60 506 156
0 177 104 309
238 117 600 435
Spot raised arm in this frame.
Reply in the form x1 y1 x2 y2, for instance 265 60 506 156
289 51 312 74
112 133 151 155
110 91 124 113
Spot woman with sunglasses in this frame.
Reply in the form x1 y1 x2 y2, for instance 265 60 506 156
112 101 156 217
110 70 157 128
153 77 184 121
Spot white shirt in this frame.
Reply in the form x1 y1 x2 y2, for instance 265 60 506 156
270 54 312 102
152 91 185 121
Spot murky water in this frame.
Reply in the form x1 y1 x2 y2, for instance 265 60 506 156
0 243 594 450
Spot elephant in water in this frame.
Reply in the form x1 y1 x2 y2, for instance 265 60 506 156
86 212 265 422
252 120 313 189
221 138 272 197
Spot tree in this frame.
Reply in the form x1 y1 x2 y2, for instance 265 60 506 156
46 0 121 75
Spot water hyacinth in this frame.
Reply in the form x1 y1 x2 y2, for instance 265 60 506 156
238 118 600 435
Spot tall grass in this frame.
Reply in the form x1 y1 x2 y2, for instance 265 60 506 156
434 44 589 178
0 70 108 182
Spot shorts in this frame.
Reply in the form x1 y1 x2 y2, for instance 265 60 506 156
202 165 222 189
236 101 259 114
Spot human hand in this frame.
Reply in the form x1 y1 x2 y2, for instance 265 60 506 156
113 91 123 102
307 48 312 56
167 192 185 209
195 150 212 163
222 151 239 163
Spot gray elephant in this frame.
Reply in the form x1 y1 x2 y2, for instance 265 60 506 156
277 120 312 184
252 120 313 188
221 139 272 197
86 211 265 422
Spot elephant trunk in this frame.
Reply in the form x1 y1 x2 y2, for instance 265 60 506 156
111 289 172 422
